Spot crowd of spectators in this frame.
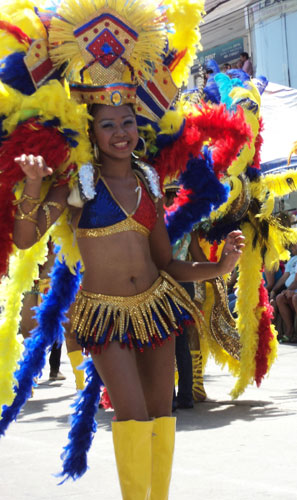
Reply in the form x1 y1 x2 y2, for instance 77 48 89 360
204 52 254 84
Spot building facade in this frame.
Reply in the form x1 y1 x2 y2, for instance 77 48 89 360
189 0 297 89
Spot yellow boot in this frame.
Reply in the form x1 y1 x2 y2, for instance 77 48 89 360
67 350 85 390
150 416 176 500
112 419 154 500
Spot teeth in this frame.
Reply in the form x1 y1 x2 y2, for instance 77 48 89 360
114 142 128 147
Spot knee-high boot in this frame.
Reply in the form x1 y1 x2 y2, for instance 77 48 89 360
150 416 176 500
112 420 154 500
67 350 85 390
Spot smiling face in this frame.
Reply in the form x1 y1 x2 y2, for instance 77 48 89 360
91 104 139 163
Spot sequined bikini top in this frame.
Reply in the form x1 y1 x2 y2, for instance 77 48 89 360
76 170 158 239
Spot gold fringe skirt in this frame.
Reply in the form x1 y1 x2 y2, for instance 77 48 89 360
72 271 202 352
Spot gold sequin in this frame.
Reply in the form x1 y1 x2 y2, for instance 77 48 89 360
76 216 150 238
71 271 203 347
208 276 241 360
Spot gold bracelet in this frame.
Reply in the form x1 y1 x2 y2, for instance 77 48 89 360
15 213 39 224
35 225 41 242
15 203 40 219
13 194 41 206
41 201 64 230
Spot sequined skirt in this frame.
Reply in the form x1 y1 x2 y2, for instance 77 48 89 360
72 271 202 352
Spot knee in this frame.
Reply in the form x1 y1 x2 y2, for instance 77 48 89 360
276 293 285 306
292 294 297 309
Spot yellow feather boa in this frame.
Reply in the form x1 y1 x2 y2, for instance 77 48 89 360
0 234 50 415
230 223 264 398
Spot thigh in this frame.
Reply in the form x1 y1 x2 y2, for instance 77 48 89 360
135 337 176 418
91 342 149 421
292 294 297 312
64 302 82 353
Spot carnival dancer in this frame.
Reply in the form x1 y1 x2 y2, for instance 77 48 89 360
13 104 244 500
164 180 207 408
1 1 279 498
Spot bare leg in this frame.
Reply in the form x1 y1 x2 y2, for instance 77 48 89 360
135 337 176 418
276 293 294 338
91 342 149 421
64 303 82 353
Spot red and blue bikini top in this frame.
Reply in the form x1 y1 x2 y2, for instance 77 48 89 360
76 170 158 239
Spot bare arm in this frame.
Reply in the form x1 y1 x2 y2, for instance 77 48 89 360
270 272 289 297
149 200 244 282
264 269 276 292
188 231 208 262
13 154 69 249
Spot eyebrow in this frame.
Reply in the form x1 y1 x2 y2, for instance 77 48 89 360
98 114 134 123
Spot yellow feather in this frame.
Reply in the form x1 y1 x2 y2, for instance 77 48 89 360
163 0 205 87
51 210 84 273
230 223 264 399
263 170 297 198
210 176 242 221
49 0 168 83
0 235 50 415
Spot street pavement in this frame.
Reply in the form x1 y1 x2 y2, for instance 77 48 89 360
1 343 297 500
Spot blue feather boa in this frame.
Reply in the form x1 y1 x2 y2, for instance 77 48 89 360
58 359 102 483
0 255 81 436
166 149 229 245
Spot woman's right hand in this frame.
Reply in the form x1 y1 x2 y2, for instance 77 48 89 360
14 154 53 182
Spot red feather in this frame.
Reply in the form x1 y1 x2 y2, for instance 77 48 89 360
255 280 274 386
0 20 32 46
209 242 218 262
154 102 252 189
0 119 70 279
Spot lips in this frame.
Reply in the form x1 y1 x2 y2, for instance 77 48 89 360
113 141 129 150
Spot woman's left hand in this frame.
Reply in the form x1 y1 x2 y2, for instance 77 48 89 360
219 230 245 274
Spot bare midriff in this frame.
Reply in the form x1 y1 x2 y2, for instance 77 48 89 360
77 230 159 296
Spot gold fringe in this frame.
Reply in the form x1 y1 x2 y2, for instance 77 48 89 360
72 271 202 347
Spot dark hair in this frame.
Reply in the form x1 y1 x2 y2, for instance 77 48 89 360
240 52 249 60
206 69 214 75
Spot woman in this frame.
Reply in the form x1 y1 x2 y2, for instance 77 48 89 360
13 101 244 499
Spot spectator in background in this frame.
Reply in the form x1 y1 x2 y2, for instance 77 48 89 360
270 244 297 342
240 52 253 76
223 63 231 72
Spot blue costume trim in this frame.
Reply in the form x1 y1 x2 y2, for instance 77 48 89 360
78 178 127 229
166 149 229 245
0 254 81 437
58 359 102 483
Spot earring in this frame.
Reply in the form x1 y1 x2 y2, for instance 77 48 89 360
132 136 147 159
93 143 100 162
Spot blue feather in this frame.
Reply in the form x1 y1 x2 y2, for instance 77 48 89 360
246 166 261 181
226 69 251 83
166 149 229 245
205 59 220 75
203 78 221 104
0 255 81 436
58 359 102 483
0 52 35 95
156 119 185 149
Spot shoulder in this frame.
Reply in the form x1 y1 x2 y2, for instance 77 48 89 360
133 160 162 203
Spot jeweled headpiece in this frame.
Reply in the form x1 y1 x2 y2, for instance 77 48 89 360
48 0 178 111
